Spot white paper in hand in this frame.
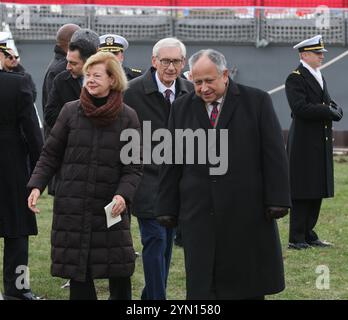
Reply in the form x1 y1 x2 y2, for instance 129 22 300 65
104 199 122 228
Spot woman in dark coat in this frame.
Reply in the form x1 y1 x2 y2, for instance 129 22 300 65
27 52 143 300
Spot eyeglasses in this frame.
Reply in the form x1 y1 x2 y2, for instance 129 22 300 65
158 58 183 68
6 55 19 61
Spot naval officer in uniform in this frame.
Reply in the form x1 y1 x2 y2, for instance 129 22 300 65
285 35 343 250
98 34 142 81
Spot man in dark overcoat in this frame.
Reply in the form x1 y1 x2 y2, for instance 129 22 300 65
285 35 343 250
44 39 97 130
42 23 80 137
155 49 291 300
123 38 193 300
0 35 43 300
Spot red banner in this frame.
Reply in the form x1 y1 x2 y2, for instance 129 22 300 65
0 0 347 7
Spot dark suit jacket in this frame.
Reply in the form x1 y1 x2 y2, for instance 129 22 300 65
44 70 81 128
0 70 43 237
123 67 193 218
285 64 340 199
156 80 291 299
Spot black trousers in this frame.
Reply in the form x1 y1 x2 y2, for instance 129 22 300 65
70 275 132 300
289 199 322 243
3 236 30 296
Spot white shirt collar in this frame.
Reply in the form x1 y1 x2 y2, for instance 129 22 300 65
300 59 323 89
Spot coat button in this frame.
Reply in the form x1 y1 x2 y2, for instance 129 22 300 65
326 137 328 141
332 138 335 142
210 212 214 216
325 125 328 129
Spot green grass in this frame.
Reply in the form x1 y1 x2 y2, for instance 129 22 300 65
1 156 347 300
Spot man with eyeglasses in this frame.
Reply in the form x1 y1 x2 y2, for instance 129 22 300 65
124 37 193 300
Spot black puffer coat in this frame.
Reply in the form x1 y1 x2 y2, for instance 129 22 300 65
28 99 143 281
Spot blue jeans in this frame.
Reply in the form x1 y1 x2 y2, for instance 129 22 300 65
138 218 174 300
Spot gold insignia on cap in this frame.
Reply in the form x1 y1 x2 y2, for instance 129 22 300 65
105 36 114 46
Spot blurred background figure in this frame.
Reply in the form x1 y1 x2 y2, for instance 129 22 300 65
42 23 80 138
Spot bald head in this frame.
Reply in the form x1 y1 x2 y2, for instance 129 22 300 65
56 24 80 53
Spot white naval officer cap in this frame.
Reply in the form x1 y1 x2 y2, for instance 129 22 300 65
0 31 10 51
293 34 327 53
99 34 129 53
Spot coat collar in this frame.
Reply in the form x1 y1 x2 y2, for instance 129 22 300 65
298 64 323 96
54 45 66 60
142 67 192 98
61 70 82 97
191 78 240 130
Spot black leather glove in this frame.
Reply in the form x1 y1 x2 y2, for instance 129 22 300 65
156 215 178 228
265 206 289 221
329 102 343 121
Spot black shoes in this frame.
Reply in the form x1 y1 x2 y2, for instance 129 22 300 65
288 239 333 250
288 242 311 250
308 239 333 247
3 291 44 300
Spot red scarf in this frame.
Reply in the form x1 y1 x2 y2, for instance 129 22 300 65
80 87 123 127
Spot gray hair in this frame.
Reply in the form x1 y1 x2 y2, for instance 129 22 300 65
71 28 100 51
152 37 186 58
189 49 228 75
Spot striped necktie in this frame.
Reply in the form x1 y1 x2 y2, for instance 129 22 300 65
209 101 219 127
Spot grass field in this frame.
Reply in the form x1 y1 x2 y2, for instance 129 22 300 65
1 156 347 300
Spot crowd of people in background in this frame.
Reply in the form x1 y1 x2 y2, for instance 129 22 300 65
0 26 343 300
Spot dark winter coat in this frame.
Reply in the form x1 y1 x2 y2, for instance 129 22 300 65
123 67 193 218
13 64 37 103
156 80 291 299
44 70 81 129
0 70 43 237
27 99 143 281
285 64 341 199
42 45 67 115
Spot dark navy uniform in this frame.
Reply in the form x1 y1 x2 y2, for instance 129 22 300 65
123 66 142 81
99 34 142 81
285 35 343 248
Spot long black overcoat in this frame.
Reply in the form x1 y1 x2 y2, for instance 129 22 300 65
156 80 291 299
285 64 341 199
0 70 43 237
